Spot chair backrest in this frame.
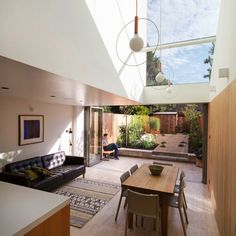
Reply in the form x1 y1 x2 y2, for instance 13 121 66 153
120 171 130 183
120 171 130 193
180 170 186 182
153 161 173 166
130 164 138 174
127 189 160 219
178 179 186 208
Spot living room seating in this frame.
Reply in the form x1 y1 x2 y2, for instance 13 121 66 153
1 151 86 191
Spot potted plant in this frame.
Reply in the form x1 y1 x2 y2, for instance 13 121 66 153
195 146 203 168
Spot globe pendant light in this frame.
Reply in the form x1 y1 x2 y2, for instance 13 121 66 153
155 62 165 83
129 0 144 52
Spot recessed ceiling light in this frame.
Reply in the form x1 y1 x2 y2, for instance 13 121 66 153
50 95 56 98
1 86 9 90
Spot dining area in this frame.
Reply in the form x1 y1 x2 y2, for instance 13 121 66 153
70 156 219 236
115 162 188 236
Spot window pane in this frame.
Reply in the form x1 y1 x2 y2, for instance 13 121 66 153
147 0 220 45
146 43 214 86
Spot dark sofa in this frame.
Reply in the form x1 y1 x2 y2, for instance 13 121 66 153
1 151 86 191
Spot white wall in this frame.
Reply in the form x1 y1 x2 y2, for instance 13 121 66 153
0 96 73 170
0 0 145 102
85 0 146 100
210 0 236 100
72 106 84 156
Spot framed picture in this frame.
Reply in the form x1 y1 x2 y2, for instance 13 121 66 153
19 115 44 146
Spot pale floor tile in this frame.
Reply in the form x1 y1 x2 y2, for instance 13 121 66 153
70 157 219 236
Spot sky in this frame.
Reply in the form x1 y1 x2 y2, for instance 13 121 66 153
147 0 220 84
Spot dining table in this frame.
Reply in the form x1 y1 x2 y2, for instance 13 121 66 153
122 163 179 236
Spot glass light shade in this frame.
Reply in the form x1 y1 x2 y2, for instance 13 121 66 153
155 71 165 83
166 86 172 93
129 33 144 52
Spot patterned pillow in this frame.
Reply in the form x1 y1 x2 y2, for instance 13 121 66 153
32 167 52 177
21 169 39 181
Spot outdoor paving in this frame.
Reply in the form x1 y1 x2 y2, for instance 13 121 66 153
155 133 189 153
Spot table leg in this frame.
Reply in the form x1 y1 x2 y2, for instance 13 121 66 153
161 196 169 236
128 212 133 228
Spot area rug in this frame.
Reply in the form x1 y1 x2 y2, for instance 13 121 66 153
54 178 120 228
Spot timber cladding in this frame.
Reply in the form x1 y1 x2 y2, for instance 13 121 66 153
208 80 236 236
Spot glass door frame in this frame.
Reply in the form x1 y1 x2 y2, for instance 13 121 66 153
84 106 103 166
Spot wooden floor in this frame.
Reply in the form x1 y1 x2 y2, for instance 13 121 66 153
70 157 219 236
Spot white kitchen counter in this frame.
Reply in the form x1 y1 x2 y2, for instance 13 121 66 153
0 181 70 236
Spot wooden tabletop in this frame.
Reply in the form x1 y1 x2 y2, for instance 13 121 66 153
123 163 179 194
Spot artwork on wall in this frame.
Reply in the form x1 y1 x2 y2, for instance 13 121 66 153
19 115 44 146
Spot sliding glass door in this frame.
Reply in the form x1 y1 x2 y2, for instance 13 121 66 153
84 107 103 166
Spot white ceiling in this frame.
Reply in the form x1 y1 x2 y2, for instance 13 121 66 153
0 56 139 106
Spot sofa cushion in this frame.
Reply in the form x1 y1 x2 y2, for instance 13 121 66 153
41 151 66 170
31 174 64 190
50 165 85 179
4 156 43 173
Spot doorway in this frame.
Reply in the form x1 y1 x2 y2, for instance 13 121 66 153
84 107 103 166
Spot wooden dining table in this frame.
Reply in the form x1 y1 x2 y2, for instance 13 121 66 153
122 163 179 236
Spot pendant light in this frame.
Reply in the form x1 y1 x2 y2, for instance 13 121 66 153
129 0 144 52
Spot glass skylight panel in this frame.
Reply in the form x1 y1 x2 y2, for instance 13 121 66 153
147 0 220 46
146 43 214 86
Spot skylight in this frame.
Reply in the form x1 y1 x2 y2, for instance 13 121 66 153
146 0 220 86
147 0 220 45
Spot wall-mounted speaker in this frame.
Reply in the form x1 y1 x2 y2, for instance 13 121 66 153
218 68 229 78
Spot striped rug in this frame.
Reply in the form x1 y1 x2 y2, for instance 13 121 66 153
54 178 120 228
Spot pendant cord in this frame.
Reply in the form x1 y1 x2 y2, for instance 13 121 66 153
160 0 162 65
136 0 138 16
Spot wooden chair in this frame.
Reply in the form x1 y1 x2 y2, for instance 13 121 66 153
103 150 115 161
115 171 130 222
168 179 188 236
125 189 161 236
174 171 188 208
130 164 138 175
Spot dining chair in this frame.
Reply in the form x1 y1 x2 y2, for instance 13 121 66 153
153 161 173 166
124 189 161 236
130 164 138 174
168 179 188 236
115 171 130 222
174 171 188 208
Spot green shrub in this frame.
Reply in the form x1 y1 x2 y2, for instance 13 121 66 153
149 118 160 131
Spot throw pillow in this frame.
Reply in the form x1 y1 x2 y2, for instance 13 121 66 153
32 167 52 177
21 169 39 181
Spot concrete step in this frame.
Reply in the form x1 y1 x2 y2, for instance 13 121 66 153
151 154 195 163
152 150 189 158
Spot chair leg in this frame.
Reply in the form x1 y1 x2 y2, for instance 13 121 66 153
183 205 189 224
141 216 144 227
178 208 187 236
183 192 188 208
124 198 127 208
115 195 123 222
124 212 128 236
155 219 159 236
